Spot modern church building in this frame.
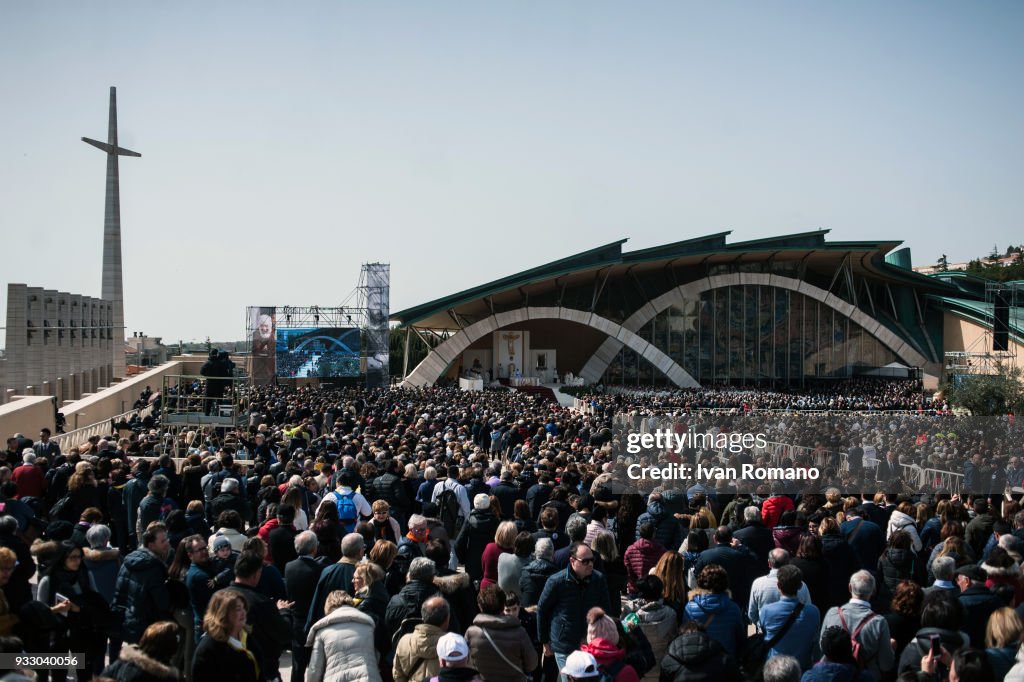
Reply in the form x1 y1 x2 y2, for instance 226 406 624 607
391 231 1023 389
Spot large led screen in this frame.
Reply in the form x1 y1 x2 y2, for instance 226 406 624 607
275 327 360 378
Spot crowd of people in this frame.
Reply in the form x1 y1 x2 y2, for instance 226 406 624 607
571 378 936 413
0 379 1020 682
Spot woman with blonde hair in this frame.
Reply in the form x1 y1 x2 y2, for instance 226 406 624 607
592 531 628 617
352 561 389 631
984 607 1024 679
480 521 517 589
192 590 259 682
306 590 382 682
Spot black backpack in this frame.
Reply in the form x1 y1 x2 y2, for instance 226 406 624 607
437 486 460 537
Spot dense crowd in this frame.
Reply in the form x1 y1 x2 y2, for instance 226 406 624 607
0 380 1021 682
571 378 935 413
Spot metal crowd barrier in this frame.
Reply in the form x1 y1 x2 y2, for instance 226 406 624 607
52 403 155 452
756 440 964 494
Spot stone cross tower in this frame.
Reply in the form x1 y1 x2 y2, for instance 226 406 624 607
83 87 140 381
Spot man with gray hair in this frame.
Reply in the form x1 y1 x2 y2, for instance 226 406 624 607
734 503 774 566
819 569 893 679
12 450 44 500
748 548 811 630
210 474 249 521
553 515 596 569
762 654 801 682
393 595 450 682
386 557 452 637
923 556 958 596
285 530 326 682
304 532 365 633
521 537 558 607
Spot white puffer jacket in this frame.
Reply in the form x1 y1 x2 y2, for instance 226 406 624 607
886 510 923 553
306 605 382 682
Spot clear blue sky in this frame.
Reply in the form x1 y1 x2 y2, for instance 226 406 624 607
1 2 1021 345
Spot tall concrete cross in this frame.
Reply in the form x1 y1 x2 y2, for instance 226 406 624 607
83 86 140 381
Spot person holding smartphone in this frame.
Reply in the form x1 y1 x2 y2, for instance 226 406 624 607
36 540 106 681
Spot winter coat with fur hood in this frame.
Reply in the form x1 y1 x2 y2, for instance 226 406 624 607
101 644 178 682
465 613 538 682
983 559 1024 606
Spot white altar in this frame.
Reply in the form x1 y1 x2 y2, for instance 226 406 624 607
459 377 484 391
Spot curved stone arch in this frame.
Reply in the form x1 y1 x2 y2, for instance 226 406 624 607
401 306 701 388
578 272 932 383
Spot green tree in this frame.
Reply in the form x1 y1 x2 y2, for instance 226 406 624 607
943 363 1024 415
938 254 949 272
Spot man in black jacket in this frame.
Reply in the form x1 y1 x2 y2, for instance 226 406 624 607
454 496 499 584
385 557 450 636
226 550 295 681
370 459 411 532
955 564 1003 649
267 505 299 574
492 471 521 520
734 505 774 567
284 531 326 682
693 526 759 612
525 471 553 520
211 477 249 522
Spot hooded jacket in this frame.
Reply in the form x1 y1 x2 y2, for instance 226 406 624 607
886 510 923 552
393 622 445 682
519 558 558 608
658 631 740 682
208 527 247 554
983 560 1024 606
581 638 640 682
386 578 443 637
624 539 668 594
627 600 676 682
897 627 970 675
682 592 745 658
801 660 874 682
635 500 682 552
820 533 861 607
465 613 538 682
100 643 179 682
305 605 381 682
761 495 794 529
454 509 499 582
435 569 477 637
771 525 806 555
113 548 171 644
877 547 917 601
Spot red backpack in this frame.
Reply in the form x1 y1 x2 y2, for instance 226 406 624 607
838 607 877 668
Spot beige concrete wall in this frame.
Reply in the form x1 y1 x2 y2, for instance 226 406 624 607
0 396 55 440
943 313 1024 370
60 357 205 430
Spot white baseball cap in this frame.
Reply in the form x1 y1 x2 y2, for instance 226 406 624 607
561 651 600 678
436 633 469 663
